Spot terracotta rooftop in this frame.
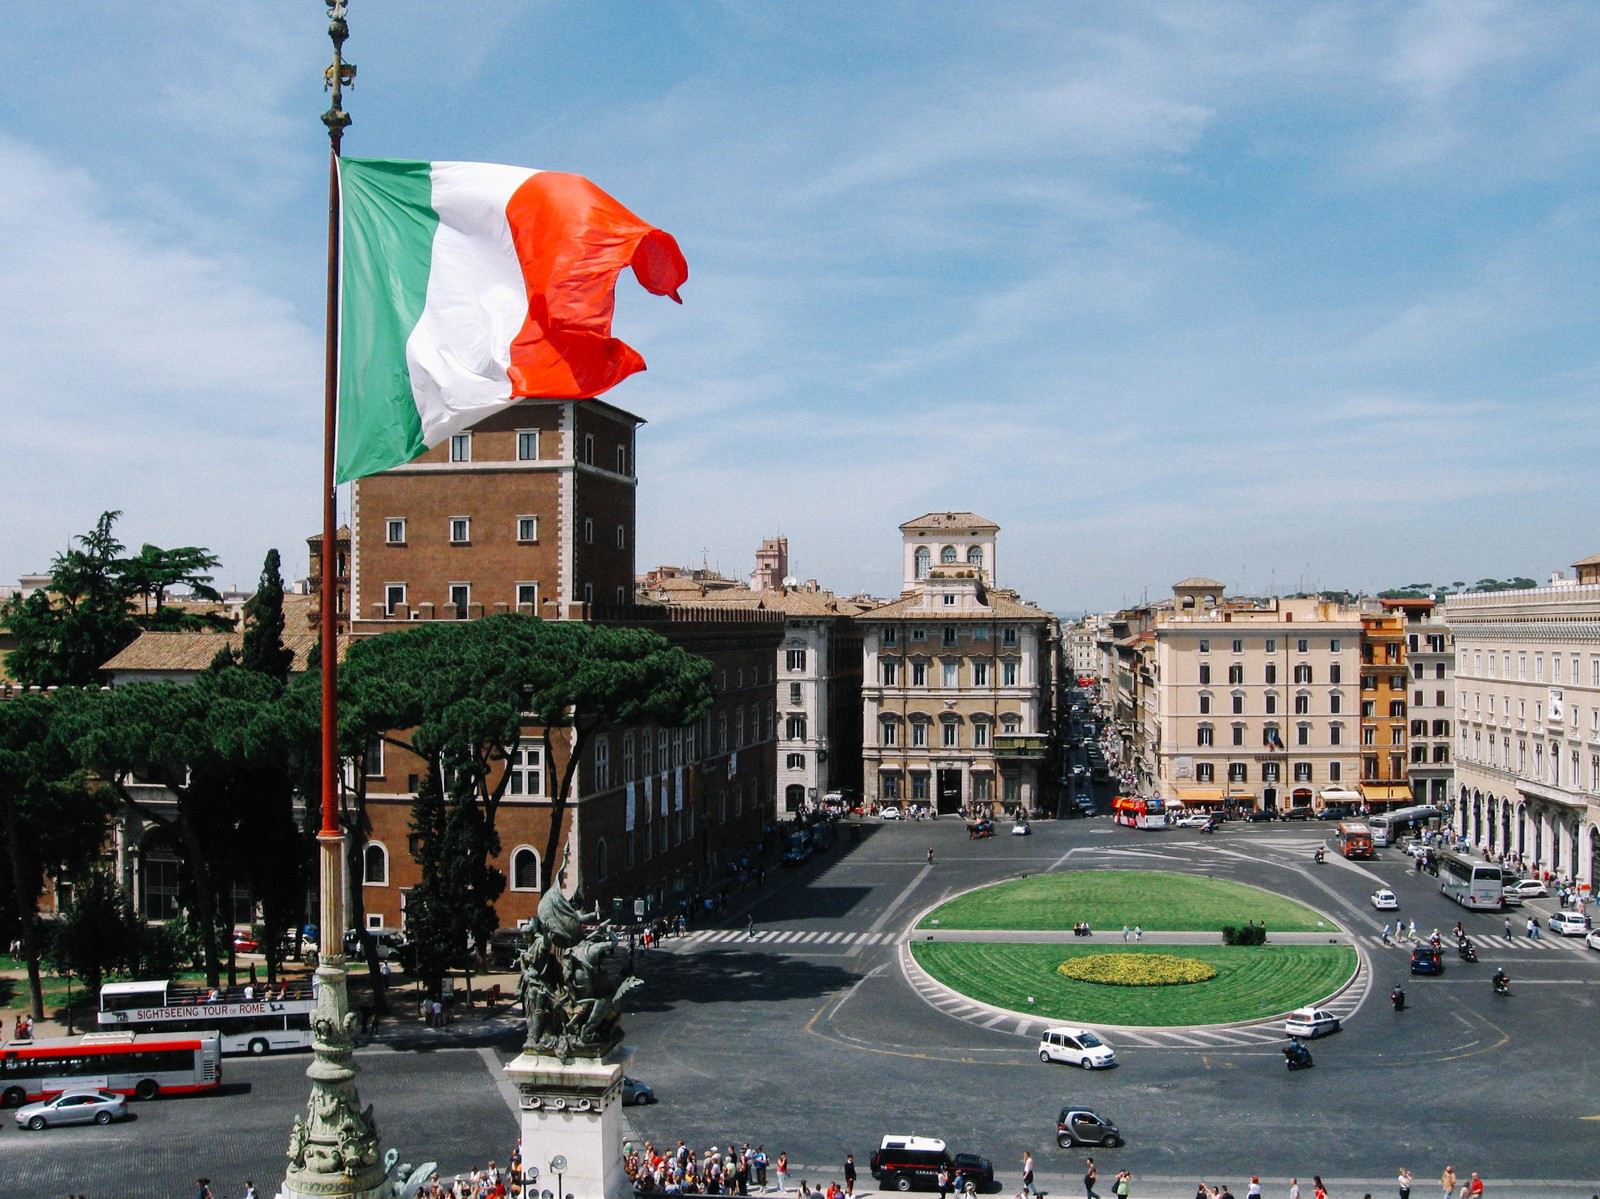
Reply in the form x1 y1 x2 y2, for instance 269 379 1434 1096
645 585 872 618
857 588 1049 621
102 627 337 675
899 512 999 532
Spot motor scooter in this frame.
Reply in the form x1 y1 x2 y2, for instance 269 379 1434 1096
1312 847 1325 864
1492 971 1511 996
1283 1041 1314 1070
1390 985 1406 1011
1457 937 1478 962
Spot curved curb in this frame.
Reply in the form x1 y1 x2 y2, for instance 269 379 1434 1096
896 875 1367 1044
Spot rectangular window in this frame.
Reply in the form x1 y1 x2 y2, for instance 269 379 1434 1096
883 627 897 646
786 715 806 741
943 662 959 687
584 518 594 545
1296 724 1310 746
505 744 543 796
973 723 988 748
1296 639 1308 653
881 660 898 686
449 583 470 615
583 433 595 465
1228 762 1248 783
912 721 928 747
1003 661 1018 686
384 583 406 616
1232 694 1244 714
1330 693 1342 714
881 720 898 747
449 517 470 543
1330 724 1342 745
973 661 988 686
1265 693 1277 714
616 444 628 474
385 518 406 544
1294 762 1312 782
1329 762 1342 782
516 582 538 611
594 738 610 788
1002 628 1018 646
1232 725 1245 746
1197 726 1213 747
788 682 802 706
1196 762 1214 783
1330 639 1341 653
450 433 471 462
787 649 807 672
943 626 957 646
1199 640 1210 653
1232 639 1243 654
911 773 929 801
517 430 539 461
616 525 626 549
911 662 927 686
1199 694 1212 714
786 752 804 770
1199 664 1211 684
516 515 539 542
1265 639 1276 653
943 722 958 748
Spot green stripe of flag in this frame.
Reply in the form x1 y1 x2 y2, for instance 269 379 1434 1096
336 158 439 484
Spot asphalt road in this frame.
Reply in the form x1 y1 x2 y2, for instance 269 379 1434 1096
4 816 1596 1198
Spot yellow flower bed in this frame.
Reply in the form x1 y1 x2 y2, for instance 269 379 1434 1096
1056 953 1219 987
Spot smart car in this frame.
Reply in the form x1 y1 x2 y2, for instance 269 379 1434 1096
1056 1106 1122 1148
621 1075 655 1105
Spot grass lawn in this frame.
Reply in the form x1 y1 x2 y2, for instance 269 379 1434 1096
918 870 1334 932
910 941 1356 1026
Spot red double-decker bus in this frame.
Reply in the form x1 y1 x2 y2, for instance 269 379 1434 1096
1112 795 1168 829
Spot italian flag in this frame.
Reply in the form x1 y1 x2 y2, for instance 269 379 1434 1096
335 158 687 483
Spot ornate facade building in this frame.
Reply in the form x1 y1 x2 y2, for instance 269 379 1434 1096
1446 555 1600 887
857 513 1056 816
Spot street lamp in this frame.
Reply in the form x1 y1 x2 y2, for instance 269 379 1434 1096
549 1155 569 1199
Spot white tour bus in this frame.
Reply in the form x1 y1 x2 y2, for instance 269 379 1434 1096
98 978 315 1056
1437 850 1505 910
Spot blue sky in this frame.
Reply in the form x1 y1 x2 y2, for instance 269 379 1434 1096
2 2 1597 613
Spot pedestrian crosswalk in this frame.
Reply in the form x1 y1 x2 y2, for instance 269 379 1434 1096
671 928 897 950
1359 932 1570 951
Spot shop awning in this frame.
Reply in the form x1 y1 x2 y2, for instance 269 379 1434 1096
1171 787 1226 803
1360 783 1413 802
1319 788 1364 803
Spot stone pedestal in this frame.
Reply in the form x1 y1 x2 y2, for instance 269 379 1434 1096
504 1053 626 1199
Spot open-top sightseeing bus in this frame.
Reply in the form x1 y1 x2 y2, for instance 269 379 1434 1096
1112 795 1168 829
0 1030 221 1107
98 978 315 1056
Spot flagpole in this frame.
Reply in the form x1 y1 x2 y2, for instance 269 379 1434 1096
283 5 386 1197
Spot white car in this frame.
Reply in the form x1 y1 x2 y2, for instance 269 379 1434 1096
1503 879 1548 899
1038 1026 1116 1068
1283 1007 1342 1039
1370 889 1399 911
1171 813 1211 828
1547 911 1590 937
1011 820 1031 836
879 805 901 820
1586 928 1600 952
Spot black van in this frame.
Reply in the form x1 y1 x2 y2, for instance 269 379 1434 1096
869 1136 993 1193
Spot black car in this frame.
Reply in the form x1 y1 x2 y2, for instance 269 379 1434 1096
1281 806 1315 821
870 1137 993 1193
1246 809 1276 823
1056 1106 1122 1148
1317 805 1349 821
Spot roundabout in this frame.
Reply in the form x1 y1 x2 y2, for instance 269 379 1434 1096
908 870 1361 1029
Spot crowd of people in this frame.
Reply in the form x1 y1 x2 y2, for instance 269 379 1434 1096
625 1138 784 1195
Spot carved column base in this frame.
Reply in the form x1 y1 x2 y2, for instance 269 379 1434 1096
504 1053 626 1199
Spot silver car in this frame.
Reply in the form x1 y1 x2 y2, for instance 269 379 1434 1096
15 1089 129 1130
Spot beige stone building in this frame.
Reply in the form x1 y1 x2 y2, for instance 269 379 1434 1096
1447 557 1600 887
858 513 1055 815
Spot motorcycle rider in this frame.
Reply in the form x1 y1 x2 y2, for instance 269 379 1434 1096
1390 983 1405 1010
1492 967 1510 993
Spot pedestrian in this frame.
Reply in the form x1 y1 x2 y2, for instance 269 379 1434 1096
1122 924 1131 942
1398 1168 1412 1199
1440 1166 1456 1199
936 1165 951 1199
1289 1179 1300 1199
844 1154 856 1198
243 1182 258 1199
1381 922 1392 945
747 913 756 940
927 847 935 864
777 1152 790 1194
1313 1177 1327 1199
756 1146 769 1190
1248 1178 1261 1199
1504 915 1512 937
1113 1171 1130 1199
1408 919 1417 941
1133 924 1143 941
1082 1155 1097 1199
1526 915 1539 939
1467 1173 1483 1199
197 1180 215 1199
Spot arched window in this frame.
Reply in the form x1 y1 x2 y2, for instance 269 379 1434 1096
786 783 807 811
510 846 541 892
940 545 958 564
363 843 388 886
966 546 983 568
914 547 930 579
